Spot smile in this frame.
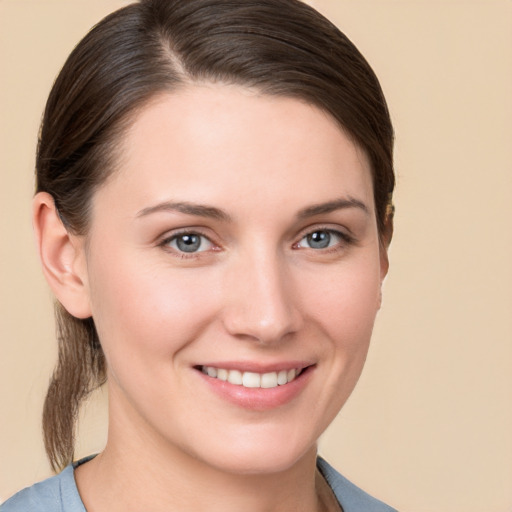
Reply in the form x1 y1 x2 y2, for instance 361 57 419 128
200 366 303 389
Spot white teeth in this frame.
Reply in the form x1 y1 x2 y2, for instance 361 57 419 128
201 366 302 388
277 370 288 385
217 368 228 381
242 372 261 388
261 372 278 388
227 369 243 385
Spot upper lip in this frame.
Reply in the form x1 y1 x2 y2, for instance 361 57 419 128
195 361 314 373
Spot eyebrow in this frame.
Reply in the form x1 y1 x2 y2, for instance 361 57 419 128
136 201 232 221
136 196 369 222
296 197 369 219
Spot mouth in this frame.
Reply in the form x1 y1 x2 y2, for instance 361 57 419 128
198 365 305 389
194 363 315 410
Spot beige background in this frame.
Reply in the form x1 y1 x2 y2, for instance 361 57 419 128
1 1 511 510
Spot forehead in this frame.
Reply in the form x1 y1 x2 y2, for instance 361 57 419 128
95 84 374 219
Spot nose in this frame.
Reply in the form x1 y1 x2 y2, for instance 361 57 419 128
221 249 302 344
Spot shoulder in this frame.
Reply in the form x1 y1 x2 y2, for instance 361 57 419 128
317 457 398 512
0 463 86 512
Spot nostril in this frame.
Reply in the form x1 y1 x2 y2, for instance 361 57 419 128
221 304 302 345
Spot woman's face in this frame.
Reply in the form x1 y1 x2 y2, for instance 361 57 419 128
78 85 388 474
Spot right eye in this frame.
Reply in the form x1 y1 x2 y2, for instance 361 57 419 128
297 229 340 249
163 233 214 254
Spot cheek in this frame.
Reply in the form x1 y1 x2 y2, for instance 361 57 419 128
302 257 382 342
300 254 382 398
87 251 220 367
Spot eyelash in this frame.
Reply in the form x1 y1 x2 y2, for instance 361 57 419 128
159 226 355 259
159 229 218 259
293 227 356 254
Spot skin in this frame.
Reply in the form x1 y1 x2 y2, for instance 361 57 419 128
34 84 389 512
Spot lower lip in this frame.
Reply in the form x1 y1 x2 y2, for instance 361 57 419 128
196 366 315 411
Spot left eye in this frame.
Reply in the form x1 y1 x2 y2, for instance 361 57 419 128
297 230 343 249
165 233 213 253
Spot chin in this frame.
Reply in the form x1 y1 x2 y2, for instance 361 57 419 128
187 426 320 476
210 450 315 477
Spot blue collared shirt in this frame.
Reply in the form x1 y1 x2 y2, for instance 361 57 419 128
1 456 397 511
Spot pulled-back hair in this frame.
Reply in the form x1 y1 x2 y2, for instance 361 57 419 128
38 0 395 472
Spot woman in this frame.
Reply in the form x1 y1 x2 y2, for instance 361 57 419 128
1 0 396 510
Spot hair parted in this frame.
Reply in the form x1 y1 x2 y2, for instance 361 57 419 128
38 0 395 472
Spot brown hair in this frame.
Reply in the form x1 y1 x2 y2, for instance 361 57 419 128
38 0 395 472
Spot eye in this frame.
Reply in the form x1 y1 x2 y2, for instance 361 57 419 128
296 229 346 250
164 232 213 253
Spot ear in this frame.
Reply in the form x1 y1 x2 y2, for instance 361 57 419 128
377 216 393 309
33 192 92 319
380 207 394 278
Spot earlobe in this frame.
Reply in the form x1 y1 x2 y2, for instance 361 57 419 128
33 192 92 319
